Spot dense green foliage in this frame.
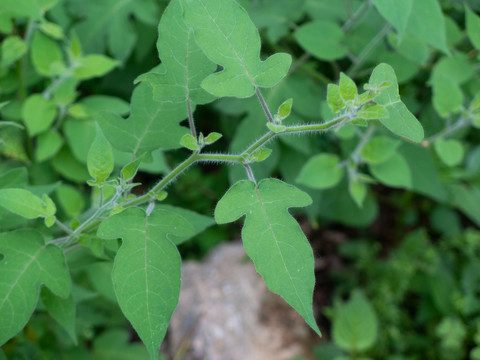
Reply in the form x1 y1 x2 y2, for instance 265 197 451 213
0 0 479 359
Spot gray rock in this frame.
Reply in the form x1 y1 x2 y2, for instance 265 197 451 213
165 242 312 360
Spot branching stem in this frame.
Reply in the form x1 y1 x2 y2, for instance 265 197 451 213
53 115 349 245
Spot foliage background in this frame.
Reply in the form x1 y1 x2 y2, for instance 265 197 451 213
1 0 480 359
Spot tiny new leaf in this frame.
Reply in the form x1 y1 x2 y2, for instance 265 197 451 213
97 207 194 360
87 125 114 185
181 0 292 98
0 230 71 345
214 178 320 335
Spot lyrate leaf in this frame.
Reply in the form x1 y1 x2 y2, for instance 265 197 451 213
22 94 57 136
87 124 114 185
0 229 71 346
137 0 217 116
296 154 344 189
97 207 194 360
371 0 413 37
181 0 292 98
368 63 424 142
214 178 320 335
97 82 189 156
294 20 348 61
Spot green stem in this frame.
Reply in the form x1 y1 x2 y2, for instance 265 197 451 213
54 115 348 245
423 117 469 144
255 87 274 123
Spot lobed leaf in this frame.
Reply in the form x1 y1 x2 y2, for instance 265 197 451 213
181 0 292 98
97 207 194 359
215 178 320 335
97 82 189 156
0 230 71 345
138 0 217 114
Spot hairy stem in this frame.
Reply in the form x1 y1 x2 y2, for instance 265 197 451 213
54 115 349 245
255 87 275 123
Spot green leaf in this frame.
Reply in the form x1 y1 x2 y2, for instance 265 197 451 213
387 32 429 65
38 21 64 39
296 154 344 189
0 36 27 68
339 73 357 102
434 138 464 167
98 83 189 156
73 55 119 80
327 84 345 113
369 153 411 188
0 167 27 189
204 132 222 145
368 63 424 142
121 155 145 183
294 20 347 61
156 204 215 246
276 98 293 120
181 0 292 98
93 329 151 360
406 0 448 54
22 94 57 136
35 130 63 162
85 261 116 302
0 229 71 345
466 5 480 50
180 133 200 151
250 147 272 162
361 136 401 164
137 0 216 118
430 54 474 117
357 104 387 120
266 122 287 133
214 178 320 335
87 125 114 185
371 0 413 37
0 188 55 219
332 290 378 352
40 288 77 344
69 0 157 61
349 178 367 208
97 208 194 359
31 30 64 76
56 184 84 218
